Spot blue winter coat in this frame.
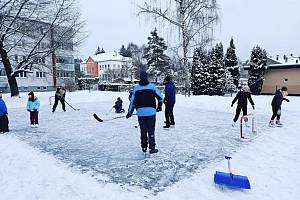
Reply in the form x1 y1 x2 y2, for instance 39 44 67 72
0 98 8 116
128 82 163 117
27 97 40 111
164 81 176 104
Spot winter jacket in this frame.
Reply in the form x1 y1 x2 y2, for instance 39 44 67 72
0 98 8 116
27 97 41 111
128 89 133 101
114 99 123 112
164 81 176 104
232 91 254 107
271 89 289 109
55 88 66 100
128 81 163 117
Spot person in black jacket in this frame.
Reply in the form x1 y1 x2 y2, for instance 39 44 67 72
113 97 124 113
269 86 290 127
52 86 66 113
126 71 163 154
231 85 255 125
163 76 176 128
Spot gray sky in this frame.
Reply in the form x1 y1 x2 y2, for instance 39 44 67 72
77 0 300 61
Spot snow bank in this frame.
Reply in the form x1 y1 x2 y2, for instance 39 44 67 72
0 135 148 200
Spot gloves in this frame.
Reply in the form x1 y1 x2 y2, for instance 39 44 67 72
231 104 233 107
126 113 132 119
252 105 255 110
156 105 162 112
286 99 290 102
27 109 31 112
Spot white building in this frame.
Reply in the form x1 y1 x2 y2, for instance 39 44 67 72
81 51 132 83
0 20 75 93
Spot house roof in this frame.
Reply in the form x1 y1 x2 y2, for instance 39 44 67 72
91 52 132 63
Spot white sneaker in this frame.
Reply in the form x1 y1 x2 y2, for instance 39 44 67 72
34 124 39 128
30 124 34 128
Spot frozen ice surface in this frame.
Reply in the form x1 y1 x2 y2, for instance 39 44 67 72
8 91 268 193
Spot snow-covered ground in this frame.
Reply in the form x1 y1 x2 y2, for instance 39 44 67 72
0 90 299 199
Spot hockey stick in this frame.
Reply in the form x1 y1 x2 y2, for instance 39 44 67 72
93 113 136 122
65 100 80 111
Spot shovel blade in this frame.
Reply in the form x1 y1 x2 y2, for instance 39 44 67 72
214 171 251 189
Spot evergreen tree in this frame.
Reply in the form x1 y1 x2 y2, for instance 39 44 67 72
248 46 267 94
225 38 240 87
119 45 128 57
95 46 102 55
207 43 226 95
144 28 170 82
191 47 209 95
100 48 105 53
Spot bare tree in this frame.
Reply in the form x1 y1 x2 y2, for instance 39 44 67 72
0 0 85 96
137 0 219 95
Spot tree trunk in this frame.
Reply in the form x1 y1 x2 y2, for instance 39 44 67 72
0 41 19 97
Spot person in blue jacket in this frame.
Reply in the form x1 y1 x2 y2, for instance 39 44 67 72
27 91 40 127
0 93 9 133
269 86 290 127
126 71 163 154
163 76 176 128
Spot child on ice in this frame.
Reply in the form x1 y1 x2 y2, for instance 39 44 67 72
269 86 290 127
27 91 40 127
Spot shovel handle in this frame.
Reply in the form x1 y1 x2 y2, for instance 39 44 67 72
225 156 233 176
225 156 232 160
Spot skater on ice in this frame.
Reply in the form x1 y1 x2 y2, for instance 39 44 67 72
26 91 40 127
0 93 9 133
231 85 255 126
126 71 163 154
52 86 66 112
163 75 176 128
269 86 290 127
113 97 125 113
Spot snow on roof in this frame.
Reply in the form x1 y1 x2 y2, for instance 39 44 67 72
268 55 300 65
91 52 132 63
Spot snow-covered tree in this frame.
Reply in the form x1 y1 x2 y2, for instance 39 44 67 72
208 43 226 95
248 46 267 95
138 0 219 95
191 47 209 95
144 28 170 82
225 38 239 87
95 47 105 55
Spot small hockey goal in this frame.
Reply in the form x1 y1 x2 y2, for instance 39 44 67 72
240 114 257 139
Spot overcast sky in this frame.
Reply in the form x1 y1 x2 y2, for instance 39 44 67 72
77 0 300 61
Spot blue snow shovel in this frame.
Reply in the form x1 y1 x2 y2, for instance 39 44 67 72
214 156 251 189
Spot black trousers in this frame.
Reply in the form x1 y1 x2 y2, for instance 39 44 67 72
0 115 9 133
52 97 66 112
165 103 175 126
233 105 247 122
138 115 156 150
271 106 281 121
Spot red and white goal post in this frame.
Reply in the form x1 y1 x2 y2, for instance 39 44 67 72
240 114 257 139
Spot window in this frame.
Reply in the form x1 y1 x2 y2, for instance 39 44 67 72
37 87 41 90
43 72 46 77
36 72 39 77
283 78 288 83
15 55 18 62
43 87 47 90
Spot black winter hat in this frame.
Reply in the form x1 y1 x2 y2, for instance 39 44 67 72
164 76 171 82
28 91 34 96
140 71 148 81
281 86 288 91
